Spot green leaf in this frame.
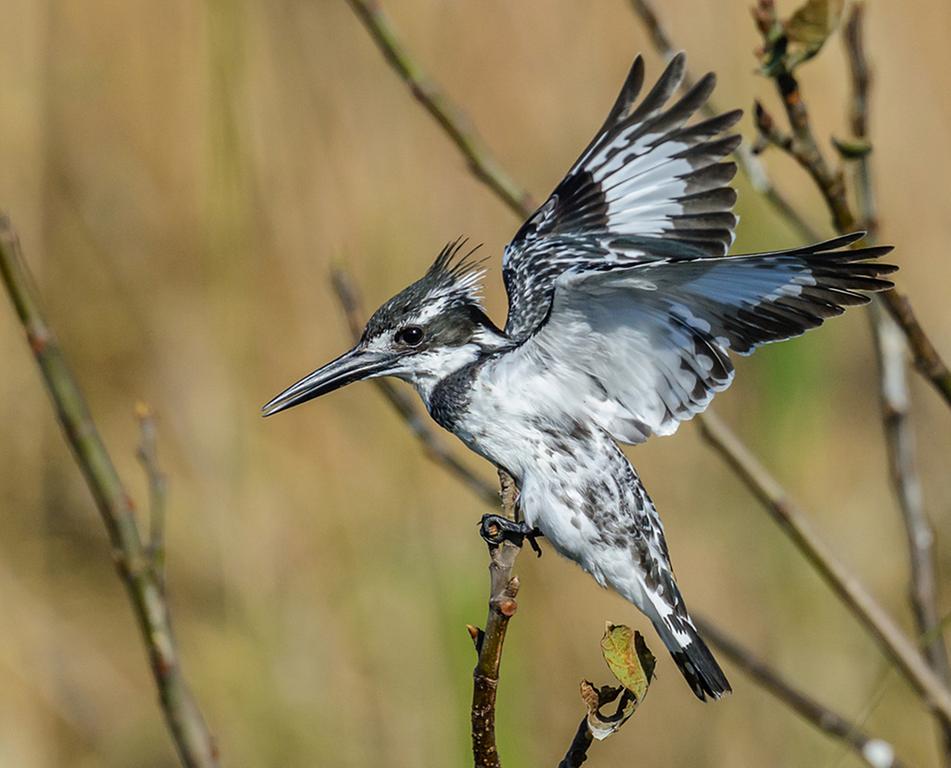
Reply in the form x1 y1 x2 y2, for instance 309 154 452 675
581 624 656 740
600 624 656 701
832 135 873 159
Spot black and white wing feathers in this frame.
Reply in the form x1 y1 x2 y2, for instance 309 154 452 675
503 53 741 340
526 235 895 444
496 54 895 445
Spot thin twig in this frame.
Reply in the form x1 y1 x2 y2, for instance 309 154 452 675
697 410 951 722
881 290 951 406
695 617 909 768
626 0 821 243
0 214 218 768
845 4 951 760
471 471 520 768
558 717 594 768
341 0 948 744
754 0 856 231
136 402 168 588
344 0 536 219
747 0 951 408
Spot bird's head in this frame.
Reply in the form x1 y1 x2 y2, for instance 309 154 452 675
262 240 507 416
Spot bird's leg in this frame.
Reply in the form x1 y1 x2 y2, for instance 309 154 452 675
479 514 544 558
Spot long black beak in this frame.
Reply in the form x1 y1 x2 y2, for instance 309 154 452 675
262 347 396 416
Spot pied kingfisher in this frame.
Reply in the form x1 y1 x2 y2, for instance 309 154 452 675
263 54 895 701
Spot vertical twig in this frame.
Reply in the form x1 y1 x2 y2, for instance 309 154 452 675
0 215 218 768
471 471 521 768
752 1 856 231
845 5 951 761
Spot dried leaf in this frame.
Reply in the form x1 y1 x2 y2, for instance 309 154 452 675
580 624 656 741
784 0 845 67
600 623 655 702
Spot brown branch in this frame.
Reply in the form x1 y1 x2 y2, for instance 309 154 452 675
0 214 218 768
748 0 951 408
471 472 521 768
697 410 951 723
558 717 595 768
558 684 639 768
339 0 946 748
695 617 910 768
627 0 821 242
845 5 951 761
880 290 951 406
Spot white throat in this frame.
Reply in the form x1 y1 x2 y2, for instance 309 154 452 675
398 327 509 405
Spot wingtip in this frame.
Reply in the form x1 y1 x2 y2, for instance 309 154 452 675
665 51 687 81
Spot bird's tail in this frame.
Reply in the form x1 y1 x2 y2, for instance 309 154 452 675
652 616 731 702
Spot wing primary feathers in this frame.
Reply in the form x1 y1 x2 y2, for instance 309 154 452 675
628 52 686 124
504 55 741 340
603 55 646 128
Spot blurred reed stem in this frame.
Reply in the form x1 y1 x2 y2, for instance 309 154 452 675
844 4 951 762
0 215 218 768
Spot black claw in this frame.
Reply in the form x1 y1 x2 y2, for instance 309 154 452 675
479 514 544 557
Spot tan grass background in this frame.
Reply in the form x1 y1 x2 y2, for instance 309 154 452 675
0 1 949 766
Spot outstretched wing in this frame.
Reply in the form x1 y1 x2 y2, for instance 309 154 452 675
503 53 742 340
500 234 895 444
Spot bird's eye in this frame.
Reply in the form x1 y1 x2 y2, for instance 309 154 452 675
395 326 424 347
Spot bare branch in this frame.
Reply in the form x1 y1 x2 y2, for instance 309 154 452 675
136 402 168 587
626 0 821 242
746 0 951 408
558 716 595 768
880 290 951 405
472 472 520 768
344 0 536 219
696 617 909 768
844 4 951 760
0 214 218 768
697 410 951 723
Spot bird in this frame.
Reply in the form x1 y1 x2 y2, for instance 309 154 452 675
263 53 895 701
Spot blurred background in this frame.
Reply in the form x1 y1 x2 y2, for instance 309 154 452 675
0 1 949 766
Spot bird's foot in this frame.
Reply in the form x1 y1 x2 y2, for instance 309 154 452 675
479 514 544 557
